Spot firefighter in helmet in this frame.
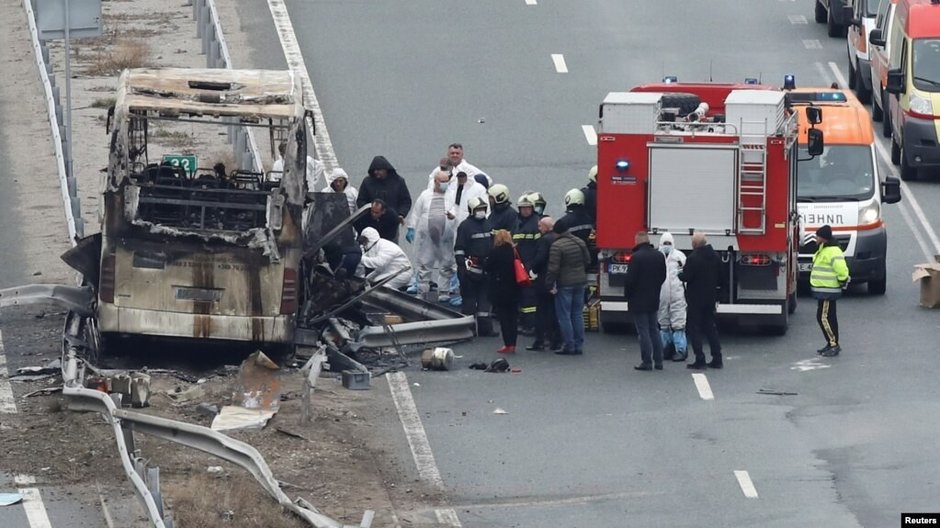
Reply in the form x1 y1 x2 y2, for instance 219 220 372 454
513 193 541 335
581 165 598 223
455 196 496 336
529 191 548 217
558 188 598 271
487 183 517 232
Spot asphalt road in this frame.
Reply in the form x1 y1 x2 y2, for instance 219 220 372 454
275 1 940 527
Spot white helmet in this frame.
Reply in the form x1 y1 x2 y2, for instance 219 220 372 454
468 196 488 214
564 188 585 207
517 194 535 208
488 183 511 205
588 165 598 183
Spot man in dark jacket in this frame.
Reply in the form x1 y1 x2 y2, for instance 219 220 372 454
546 221 591 355
487 184 517 232
679 231 723 369
525 216 561 351
353 199 400 242
624 231 667 371
356 156 412 241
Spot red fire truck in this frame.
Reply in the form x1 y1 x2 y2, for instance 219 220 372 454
595 82 823 335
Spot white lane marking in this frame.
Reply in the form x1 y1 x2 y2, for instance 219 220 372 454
551 54 568 73
387 373 462 526
874 140 936 260
435 508 463 527
788 15 808 24
525 0 537 5
814 61 832 85
803 39 822 49
790 358 832 371
582 124 597 146
827 61 848 88
267 0 338 168
15 475 52 528
734 470 759 498
828 60 940 257
0 330 18 414
691 373 714 400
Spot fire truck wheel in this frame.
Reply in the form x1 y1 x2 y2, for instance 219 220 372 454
660 93 702 117
787 292 797 315
815 0 826 23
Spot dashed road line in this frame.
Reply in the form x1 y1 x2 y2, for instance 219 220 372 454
15 475 53 528
388 373 462 527
788 14 808 24
581 124 597 145
0 330 18 413
734 470 759 498
525 0 537 5
551 53 568 73
826 60 940 258
691 373 714 400
803 39 822 49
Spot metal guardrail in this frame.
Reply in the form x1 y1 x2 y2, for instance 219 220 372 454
192 0 264 174
60 314 368 528
23 0 81 242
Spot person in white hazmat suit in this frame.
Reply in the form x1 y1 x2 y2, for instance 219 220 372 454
657 232 689 361
326 168 358 215
407 170 459 302
357 227 412 290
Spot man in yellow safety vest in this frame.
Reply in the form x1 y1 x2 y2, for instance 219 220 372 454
809 225 850 357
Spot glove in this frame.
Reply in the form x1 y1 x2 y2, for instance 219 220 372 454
405 227 416 243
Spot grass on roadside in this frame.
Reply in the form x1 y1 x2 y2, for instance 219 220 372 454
86 39 150 76
166 472 308 528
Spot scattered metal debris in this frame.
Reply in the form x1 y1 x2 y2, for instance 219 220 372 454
757 388 798 396
23 387 63 398
420 347 454 371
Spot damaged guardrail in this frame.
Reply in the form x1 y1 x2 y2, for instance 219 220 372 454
60 314 371 528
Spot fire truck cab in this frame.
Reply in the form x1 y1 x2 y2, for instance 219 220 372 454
595 83 819 335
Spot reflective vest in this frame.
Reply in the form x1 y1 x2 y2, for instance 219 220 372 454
810 244 850 297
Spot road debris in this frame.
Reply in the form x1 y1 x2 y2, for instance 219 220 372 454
0 493 24 506
757 388 799 396
420 347 454 371
493 408 508 415
209 351 282 431
23 387 62 398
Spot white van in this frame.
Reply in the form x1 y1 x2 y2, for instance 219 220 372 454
846 0 881 103
869 0 899 134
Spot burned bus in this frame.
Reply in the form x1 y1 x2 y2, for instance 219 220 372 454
67 68 310 353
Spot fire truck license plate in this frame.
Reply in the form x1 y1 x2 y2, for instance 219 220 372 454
609 263 629 274
798 263 812 272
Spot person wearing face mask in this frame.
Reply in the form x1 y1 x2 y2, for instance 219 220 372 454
326 167 358 215
356 227 412 290
455 197 496 337
406 170 459 301
656 232 688 362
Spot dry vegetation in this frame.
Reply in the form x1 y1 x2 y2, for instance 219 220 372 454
167 472 308 528
86 39 151 76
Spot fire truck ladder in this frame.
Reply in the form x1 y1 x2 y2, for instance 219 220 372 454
737 132 768 235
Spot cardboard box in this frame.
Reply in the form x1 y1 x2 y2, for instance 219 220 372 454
912 256 940 308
